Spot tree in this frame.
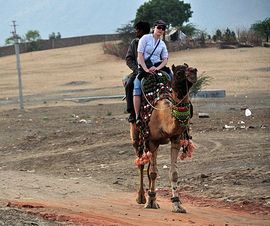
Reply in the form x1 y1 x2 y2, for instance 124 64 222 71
5 34 22 45
49 32 61 40
251 17 270 42
180 23 197 37
213 29 222 41
25 30 41 51
223 28 236 42
116 22 135 43
25 30 41 42
135 0 192 28
56 32 61 39
49 32 56 40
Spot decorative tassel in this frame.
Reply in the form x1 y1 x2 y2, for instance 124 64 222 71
179 139 195 160
134 152 152 166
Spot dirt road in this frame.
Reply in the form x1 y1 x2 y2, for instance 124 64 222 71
1 169 269 226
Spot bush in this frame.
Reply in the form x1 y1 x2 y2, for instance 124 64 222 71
26 41 41 51
103 41 129 59
103 22 134 59
190 72 212 96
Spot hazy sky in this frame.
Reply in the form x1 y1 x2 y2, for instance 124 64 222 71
0 0 269 46
185 0 270 33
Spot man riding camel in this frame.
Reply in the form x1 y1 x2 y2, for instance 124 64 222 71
124 21 150 123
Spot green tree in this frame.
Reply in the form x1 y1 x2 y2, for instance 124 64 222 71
213 29 222 41
25 30 41 51
116 22 135 43
135 0 192 28
251 17 270 42
49 32 61 39
25 30 41 42
56 32 61 39
222 28 237 42
5 34 22 45
180 23 197 37
49 32 56 39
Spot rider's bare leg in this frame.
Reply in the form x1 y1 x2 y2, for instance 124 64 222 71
133 95 141 120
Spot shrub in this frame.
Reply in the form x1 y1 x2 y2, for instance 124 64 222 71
190 72 212 96
103 41 129 59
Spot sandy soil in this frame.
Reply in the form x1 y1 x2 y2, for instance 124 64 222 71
0 43 270 225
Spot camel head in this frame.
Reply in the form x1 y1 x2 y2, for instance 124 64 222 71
171 63 198 99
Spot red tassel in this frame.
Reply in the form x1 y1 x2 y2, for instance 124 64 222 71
179 140 195 160
134 152 152 166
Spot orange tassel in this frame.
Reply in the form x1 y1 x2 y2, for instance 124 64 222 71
134 152 152 166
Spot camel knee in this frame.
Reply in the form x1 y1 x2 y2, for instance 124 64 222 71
150 172 157 180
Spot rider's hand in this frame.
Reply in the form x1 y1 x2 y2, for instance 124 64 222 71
148 66 157 74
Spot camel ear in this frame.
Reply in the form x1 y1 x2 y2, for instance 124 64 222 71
172 64 175 71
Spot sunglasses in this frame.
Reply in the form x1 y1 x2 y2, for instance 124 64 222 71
156 26 166 31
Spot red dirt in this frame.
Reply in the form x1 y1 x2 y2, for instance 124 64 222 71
5 191 270 226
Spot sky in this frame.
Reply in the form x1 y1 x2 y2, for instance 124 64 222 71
0 0 269 46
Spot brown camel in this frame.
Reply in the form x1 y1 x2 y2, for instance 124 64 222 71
130 64 197 213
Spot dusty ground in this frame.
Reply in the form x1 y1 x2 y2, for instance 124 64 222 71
0 44 270 225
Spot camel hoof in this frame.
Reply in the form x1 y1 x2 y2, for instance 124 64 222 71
172 204 187 213
136 194 146 204
144 200 160 209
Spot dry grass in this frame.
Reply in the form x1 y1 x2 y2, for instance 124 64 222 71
169 48 270 96
0 43 269 105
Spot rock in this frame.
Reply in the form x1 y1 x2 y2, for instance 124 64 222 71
262 178 270 183
245 108 252 117
200 173 209 178
198 113 209 118
223 125 236 129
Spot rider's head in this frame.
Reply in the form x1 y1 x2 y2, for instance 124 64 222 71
134 21 150 38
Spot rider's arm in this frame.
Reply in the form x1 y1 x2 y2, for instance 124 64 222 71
125 39 138 73
155 58 168 71
138 52 150 73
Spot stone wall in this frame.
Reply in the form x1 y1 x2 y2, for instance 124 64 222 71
0 34 119 57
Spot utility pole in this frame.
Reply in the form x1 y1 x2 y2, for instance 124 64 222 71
12 20 24 110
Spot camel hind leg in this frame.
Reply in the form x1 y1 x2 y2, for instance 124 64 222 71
170 138 186 213
130 123 146 204
145 148 160 209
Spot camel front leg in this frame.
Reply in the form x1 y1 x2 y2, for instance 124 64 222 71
170 139 186 213
145 149 160 209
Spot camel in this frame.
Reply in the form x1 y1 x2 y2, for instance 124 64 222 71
130 64 197 213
